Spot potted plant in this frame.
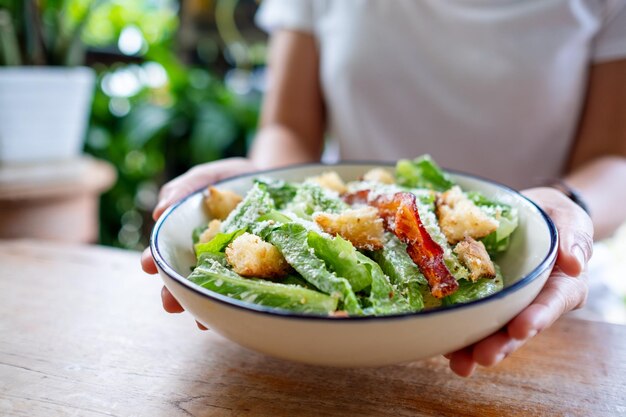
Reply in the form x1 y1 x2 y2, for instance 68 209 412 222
0 0 100 163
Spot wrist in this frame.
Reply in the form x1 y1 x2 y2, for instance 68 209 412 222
548 179 590 215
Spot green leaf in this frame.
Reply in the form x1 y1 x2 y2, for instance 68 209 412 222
285 183 348 219
356 253 412 315
443 266 504 305
369 233 426 311
189 258 338 315
192 224 208 244
123 104 174 149
466 191 519 255
254 178 298 209
307 232 371 292
0 9 22 65
396 155 455 191
257 210 292 224
264 223 362 315
194 229 245 256
190 102 238 164
222 183 275 233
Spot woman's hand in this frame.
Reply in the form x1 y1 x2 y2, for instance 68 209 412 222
140 157 258 324
445 187 593 376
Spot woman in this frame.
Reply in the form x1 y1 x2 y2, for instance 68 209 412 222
142 0 626 376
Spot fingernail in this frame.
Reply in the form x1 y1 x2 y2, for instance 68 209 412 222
494 353 505 365
526 329 538 340
153 202 166 220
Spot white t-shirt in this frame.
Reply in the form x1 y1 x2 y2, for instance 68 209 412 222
256 0 626 189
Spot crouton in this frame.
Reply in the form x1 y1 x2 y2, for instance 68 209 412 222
307 171 347 194
198 219 222 243
313 206 384 250
436 186 498 244
204 186 243 220
454 237 496 282
225 233 290 279
362 168 395 184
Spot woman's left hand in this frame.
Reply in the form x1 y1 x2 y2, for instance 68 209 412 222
445 187 593 377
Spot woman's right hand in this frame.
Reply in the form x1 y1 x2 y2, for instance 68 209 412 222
140 157 258 321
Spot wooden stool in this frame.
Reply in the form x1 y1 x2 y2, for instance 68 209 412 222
0 157 116 243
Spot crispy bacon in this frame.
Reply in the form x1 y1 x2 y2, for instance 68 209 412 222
370 192 459 298
343 189 371 206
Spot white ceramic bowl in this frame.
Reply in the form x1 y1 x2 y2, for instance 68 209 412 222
151 163 557 367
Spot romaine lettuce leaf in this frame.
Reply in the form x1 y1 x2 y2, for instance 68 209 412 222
307 232 371 292
189 258 338 314
194 228 246 256
264 223 362 314
285 183 348 219
443 265 504 305
356 252 412 315
466 191 519 255
254 178 298 209
369 233 426 311
222 183 275 233
395 155 455 191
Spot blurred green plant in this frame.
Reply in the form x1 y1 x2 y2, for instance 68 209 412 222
2 0 262 248
82 1 261 249
0 0 104 65
87 56 260 248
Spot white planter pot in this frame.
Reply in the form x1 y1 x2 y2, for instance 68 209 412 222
0 67 96 163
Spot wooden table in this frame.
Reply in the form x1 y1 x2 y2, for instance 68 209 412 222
1 240 625 417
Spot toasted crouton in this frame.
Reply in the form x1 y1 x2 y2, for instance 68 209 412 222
362 168 395 184
436 186 498 244
454 237 496 281
225 233 290 279
198 219 222 243
307 171 347 194
313 206 384 250
204 186 243 220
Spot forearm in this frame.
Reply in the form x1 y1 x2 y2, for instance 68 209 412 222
247 30 325 171
565 155 626 240
248 124 323 170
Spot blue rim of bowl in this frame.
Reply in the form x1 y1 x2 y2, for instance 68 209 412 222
150 161 558 321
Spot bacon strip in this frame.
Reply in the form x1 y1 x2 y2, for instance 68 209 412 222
343 189 370 206
362 191 459 298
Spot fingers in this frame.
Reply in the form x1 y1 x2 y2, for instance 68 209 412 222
153 158 255 220
141 248 158 274
161 286 185 313
553 204 593 277
445 187 593 377
507 270 588 340
447 347 477 377
446 267 588 376
471 330 525 367
522 187 593 277
162 288 208 331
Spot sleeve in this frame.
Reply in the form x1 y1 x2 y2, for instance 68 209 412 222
255 0 315 34
592 1 626 62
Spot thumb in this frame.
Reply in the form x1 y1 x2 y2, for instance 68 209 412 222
523 188 593 277
153 158 255 220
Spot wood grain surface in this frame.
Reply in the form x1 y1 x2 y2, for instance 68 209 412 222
1 240 625 417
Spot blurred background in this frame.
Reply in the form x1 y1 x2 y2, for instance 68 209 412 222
0 0 624 324
0 0 264 249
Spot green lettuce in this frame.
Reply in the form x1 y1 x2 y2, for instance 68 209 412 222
264 223 362 314
194 229 246 257
395 155 455 191
222 183 275 233
189 258 338 314
307 232 371 292
467 191 519 255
